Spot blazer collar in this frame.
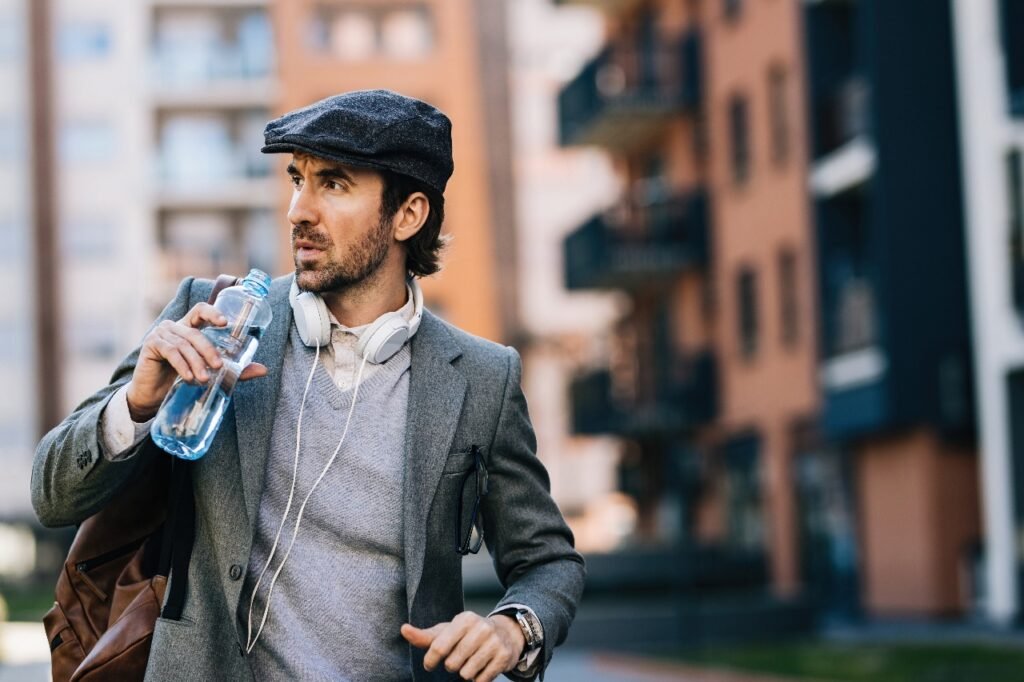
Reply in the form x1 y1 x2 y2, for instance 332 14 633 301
403 309 466 610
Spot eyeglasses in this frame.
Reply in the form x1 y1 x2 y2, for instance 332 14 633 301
455 445 488 555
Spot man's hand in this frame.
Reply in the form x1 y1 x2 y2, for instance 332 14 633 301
401 612 525 682
125 302 268 421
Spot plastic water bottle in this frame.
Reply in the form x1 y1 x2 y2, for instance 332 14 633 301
152 269 274 460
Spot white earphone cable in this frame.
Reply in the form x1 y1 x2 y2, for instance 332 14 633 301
245 339 369 653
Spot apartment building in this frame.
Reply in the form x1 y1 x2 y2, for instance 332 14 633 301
0 0 36 521
557 0 984 622
954 0 1024 623
805 0 979 617
556 0 820 609
146 0 279 310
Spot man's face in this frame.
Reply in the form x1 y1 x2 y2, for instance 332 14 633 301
286 153 393 293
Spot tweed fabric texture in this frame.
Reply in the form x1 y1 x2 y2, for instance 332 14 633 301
262 89 454 194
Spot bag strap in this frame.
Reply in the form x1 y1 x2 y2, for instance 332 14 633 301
159 273 240 621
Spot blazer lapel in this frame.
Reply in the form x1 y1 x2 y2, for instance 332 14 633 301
234 274 293 533
404 311 466 611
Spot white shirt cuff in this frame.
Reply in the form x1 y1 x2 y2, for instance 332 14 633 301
488 603 544 676
99 385 154 461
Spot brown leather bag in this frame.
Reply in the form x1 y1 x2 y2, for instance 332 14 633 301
44 274 238 682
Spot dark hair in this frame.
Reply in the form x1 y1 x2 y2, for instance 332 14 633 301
379 169 449 278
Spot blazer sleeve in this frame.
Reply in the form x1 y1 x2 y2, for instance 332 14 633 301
31 277 203 527
481 346 586 678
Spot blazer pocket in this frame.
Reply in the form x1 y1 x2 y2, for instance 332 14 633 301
441 448 478 476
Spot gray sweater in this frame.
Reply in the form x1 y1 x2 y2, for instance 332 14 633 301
239 325 412 681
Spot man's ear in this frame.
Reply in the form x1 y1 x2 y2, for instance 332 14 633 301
393 192 430 243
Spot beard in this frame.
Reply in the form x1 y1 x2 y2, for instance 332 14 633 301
292 215 392 293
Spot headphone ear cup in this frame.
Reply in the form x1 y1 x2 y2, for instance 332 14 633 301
357 313 410 364
290 283 332 348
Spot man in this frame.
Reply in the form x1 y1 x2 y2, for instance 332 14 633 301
32 90 585 681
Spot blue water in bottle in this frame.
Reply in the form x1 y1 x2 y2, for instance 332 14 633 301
152 269 273 460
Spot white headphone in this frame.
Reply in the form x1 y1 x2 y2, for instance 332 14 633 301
288 276 424 363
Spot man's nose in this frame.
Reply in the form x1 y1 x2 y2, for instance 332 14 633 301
287 187 317 227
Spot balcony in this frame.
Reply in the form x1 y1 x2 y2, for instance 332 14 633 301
558 30 702 150
564 190 708 291
811 76 871 160
570 351 718 437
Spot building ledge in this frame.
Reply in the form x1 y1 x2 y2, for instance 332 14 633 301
810 136 876 197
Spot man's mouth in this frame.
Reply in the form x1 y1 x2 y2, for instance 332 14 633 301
293 239 326 260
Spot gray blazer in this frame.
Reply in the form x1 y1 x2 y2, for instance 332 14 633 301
32 275 585 681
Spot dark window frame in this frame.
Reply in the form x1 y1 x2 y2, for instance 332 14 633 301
778 248 800 348
737 265 759 359
728 93 751 186
768 63 791 166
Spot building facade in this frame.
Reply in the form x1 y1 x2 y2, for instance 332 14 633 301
805 0 979 617
556 0 820 606
953 0 1024 624
557 0 984 623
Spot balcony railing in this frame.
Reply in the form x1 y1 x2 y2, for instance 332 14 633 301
812 76 870 159
570 351 718 437
564 190 708 291
558 30 702 150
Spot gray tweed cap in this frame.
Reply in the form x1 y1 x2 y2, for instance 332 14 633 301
262 89 454 195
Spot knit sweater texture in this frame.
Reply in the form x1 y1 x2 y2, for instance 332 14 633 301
239 325 412 681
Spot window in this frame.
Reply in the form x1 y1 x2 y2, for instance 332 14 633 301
1002 0 1024 115
380 7 433 59
728 95 751 186
310 4 434 61
0 11 23 62
69 319 118 360
1008 149 1024 314
62 218 116 261
768 65 790 166
778 248 799 347
60 120 115 164
724 0 743 21
737 266 759 358
57 22 111 61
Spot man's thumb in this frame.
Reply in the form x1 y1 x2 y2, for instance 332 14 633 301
401 623 443 649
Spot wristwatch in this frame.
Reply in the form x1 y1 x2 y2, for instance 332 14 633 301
499 607 543 671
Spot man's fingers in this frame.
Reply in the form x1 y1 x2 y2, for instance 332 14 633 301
152 339 195 383
181 303 227 329
456 641 495 680
423 617 473 671
239 363 268 381
400 623 445 650
444 625 489 674
161 328 214 382
476 657 507 682
165 323 223 371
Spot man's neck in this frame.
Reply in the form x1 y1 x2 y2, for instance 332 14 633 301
319 266 408 328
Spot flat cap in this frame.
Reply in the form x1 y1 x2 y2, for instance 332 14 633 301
262 89 453 195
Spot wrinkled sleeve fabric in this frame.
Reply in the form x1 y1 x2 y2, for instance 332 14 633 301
99 384 155 461
483 347 586 681
31 277 200 527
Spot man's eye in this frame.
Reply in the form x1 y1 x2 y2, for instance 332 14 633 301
289 175 303 188
326 180 344 191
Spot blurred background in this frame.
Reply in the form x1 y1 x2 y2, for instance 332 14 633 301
1 0 1023 680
